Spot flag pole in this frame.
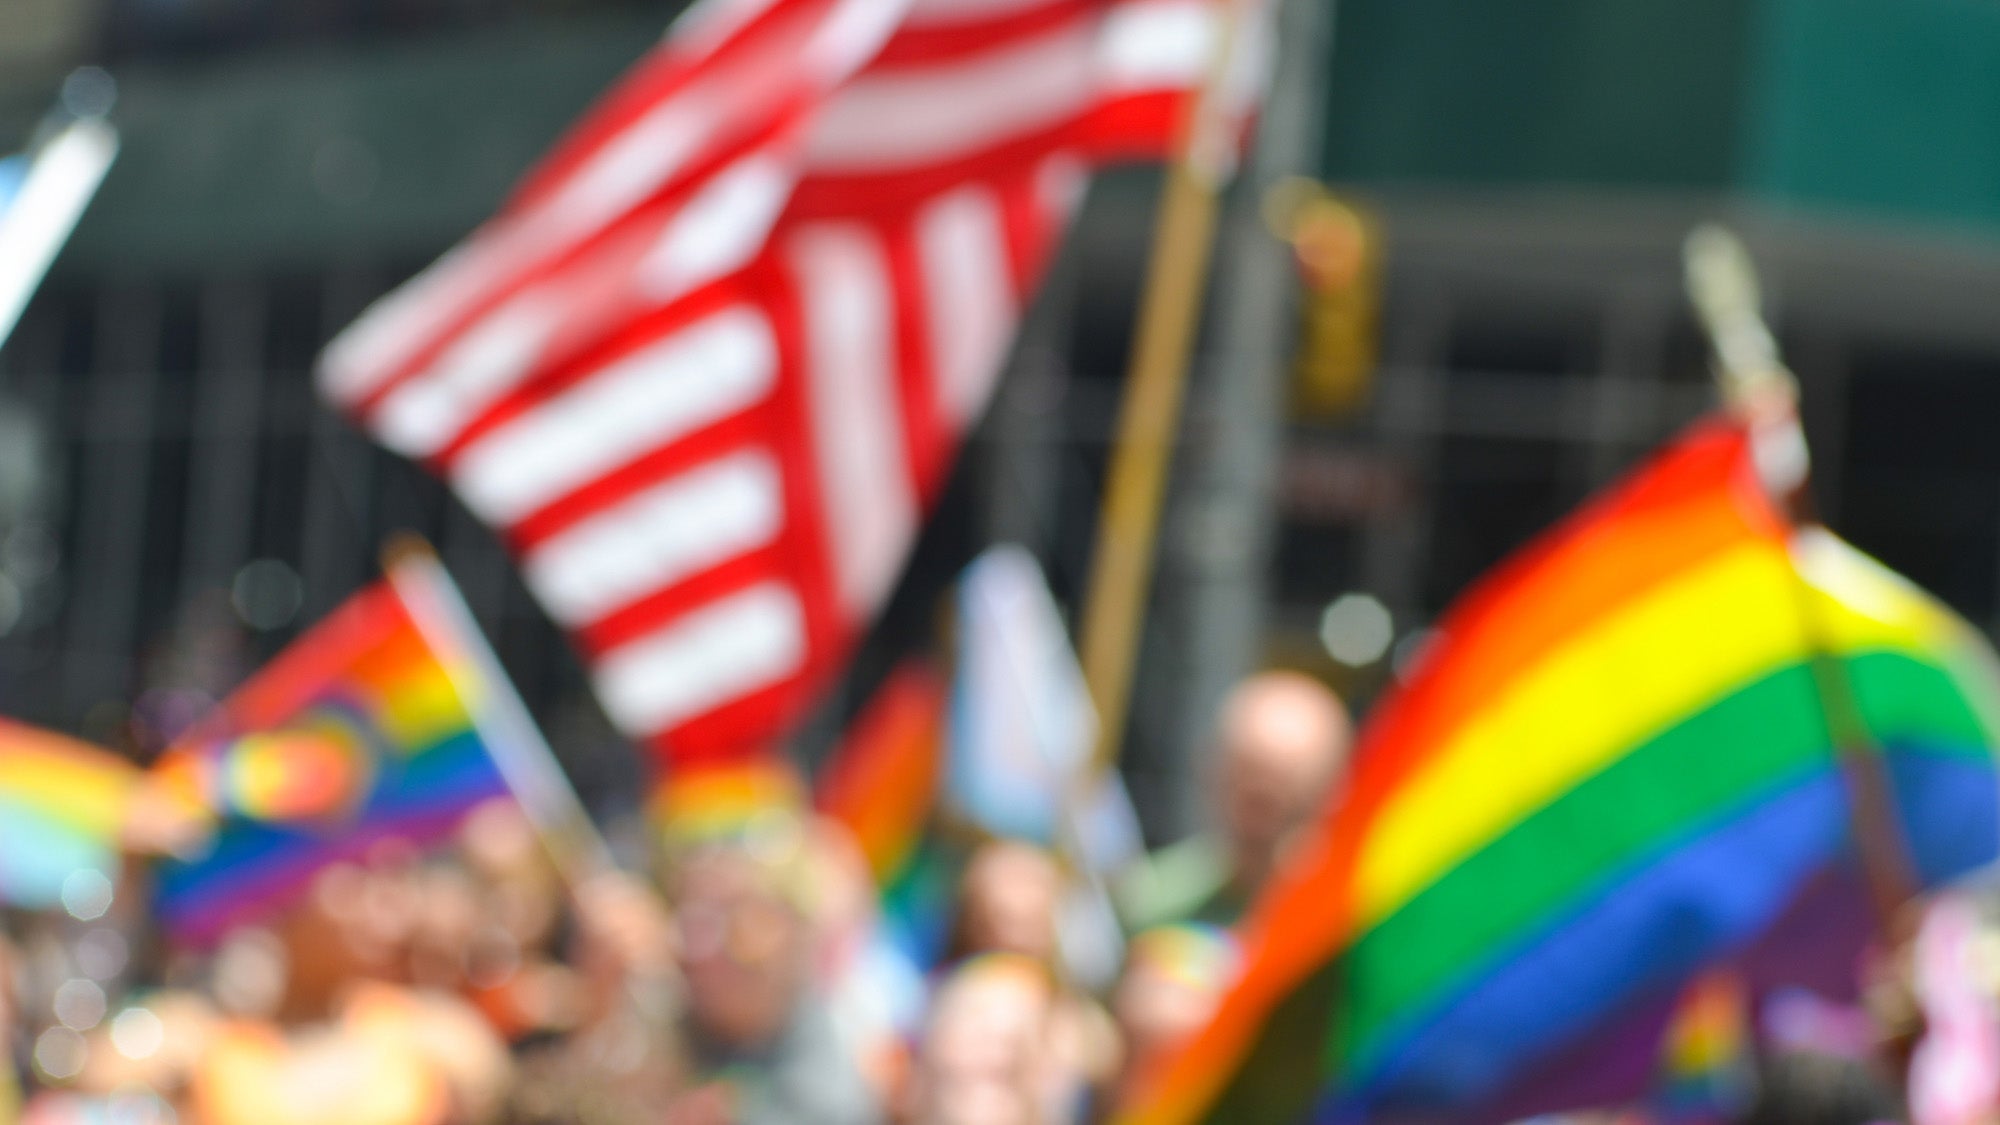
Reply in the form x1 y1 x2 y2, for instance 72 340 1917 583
0 105 118 355
380 535 616 892
1078 0 1256 778
1683 226 1919 935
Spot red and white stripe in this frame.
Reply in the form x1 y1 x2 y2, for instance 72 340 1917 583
320 0 1257 767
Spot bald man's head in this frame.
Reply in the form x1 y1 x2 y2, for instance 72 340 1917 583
1212 671 1351 891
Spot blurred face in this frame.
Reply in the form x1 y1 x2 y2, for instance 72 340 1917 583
459 799 560 952
956 843 1061 963
407 865 482 989
912 962 1055 1125
1114 960 1225 1068
1213 674 1351 889
674 852 809 1052
277 859 421 1018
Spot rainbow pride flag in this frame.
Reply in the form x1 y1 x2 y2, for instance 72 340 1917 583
1648 971 1751 1124
1118 416 2000 1124
153 571 509 943
0 718 138 908
815 662 955 965
817 664 945 882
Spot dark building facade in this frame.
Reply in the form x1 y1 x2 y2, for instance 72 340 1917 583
7 1 2000 835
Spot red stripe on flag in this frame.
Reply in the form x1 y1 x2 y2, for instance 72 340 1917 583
754 259 849 703
502 407 776 553
883 216 953 504
869 0 1095 67
432 274 753 471
506 0 842 212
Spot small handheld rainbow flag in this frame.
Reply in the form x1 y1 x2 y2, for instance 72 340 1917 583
1649 971 1752 1125
815 662 955 965
152 551 570 944
1118 416 2000 1124
0 718 138 908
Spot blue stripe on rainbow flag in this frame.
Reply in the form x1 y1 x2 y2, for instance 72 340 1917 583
155 729 507 941
0 718 137 909
0 795 118 908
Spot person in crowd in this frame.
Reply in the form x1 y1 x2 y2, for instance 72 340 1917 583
938 840 1122 1120
657 809 880 1125
1110 923 1240 1083
1 930 20 1121
1738 1050 1908 1125
1118 670 1352 930
947 841 1066 967
808 818 927 1104
445 800 590 1045
184 851 514 1125
902 953 1082 1125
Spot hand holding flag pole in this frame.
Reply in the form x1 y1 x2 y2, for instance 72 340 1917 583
1683 224 1921 938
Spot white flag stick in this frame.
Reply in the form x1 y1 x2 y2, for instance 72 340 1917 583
0 118 117 352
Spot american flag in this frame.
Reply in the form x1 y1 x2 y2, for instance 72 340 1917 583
319 0 1263 767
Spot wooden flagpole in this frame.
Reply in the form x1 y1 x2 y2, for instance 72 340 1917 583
1079 0 1256 778
1683 225 1920 936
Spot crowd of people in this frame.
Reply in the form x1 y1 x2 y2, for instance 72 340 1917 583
5 664 1965 1125
0 671 1352 1125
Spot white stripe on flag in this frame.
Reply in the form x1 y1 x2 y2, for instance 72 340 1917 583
668 0 787 56
805 21 1097 173
452 306 777 525
803 0 922 78
1098 0 1215 94
1036 151 1089 217
789 222 918 615
640 155 795 300
543 99 714 236
0 120 117 353
373 290 564 457
591 581 807 737
525 449 785 628
914 184 1015 429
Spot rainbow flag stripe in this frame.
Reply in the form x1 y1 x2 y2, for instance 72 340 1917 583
154 580 507 943
815 663 955 966
1650 971 1751 1124
1119 418 2000 1124
0 719 138 908
816 664 946 885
